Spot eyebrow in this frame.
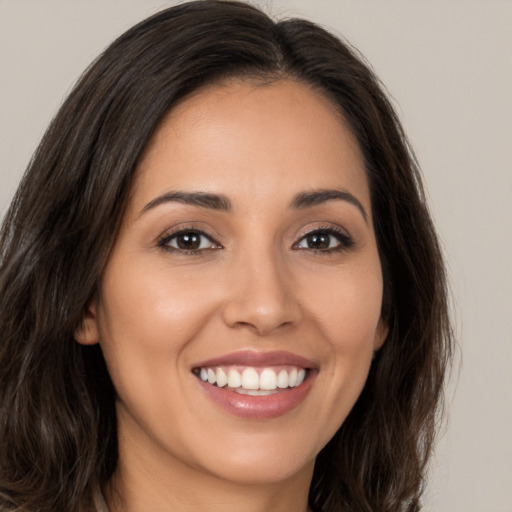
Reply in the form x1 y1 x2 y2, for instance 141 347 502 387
140 191 232 216
140 187 367 222
291 189 368 223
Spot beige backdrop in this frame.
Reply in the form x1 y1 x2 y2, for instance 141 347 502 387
1 1 511 510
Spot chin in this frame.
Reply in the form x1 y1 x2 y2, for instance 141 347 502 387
203 451 315 486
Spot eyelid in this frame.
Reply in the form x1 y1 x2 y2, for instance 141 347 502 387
155 223 354 255
156 225 222 253
293 225 355 252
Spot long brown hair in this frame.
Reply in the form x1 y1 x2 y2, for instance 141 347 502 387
0 2 453 510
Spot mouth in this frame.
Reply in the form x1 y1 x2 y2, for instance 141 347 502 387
192 351 316 419
193 365 309 395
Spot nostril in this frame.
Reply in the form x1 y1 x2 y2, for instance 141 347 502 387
222 294 301 335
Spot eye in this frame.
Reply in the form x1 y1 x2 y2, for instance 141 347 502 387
294 228 354 252
157 229 220 253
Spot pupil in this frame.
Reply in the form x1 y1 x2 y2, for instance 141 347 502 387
307 233 329 249
177 232 200 250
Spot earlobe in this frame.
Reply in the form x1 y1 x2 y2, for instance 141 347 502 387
74 297 100 346
374 318 388 351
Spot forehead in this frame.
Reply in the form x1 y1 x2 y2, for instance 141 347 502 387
131 79 370 215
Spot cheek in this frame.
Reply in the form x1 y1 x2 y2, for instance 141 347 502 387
94 257 230 420
94 259 217 433
97 256 220 351
308 260 384 349
301 258 384 424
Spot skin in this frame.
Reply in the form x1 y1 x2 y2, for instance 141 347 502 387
76 79 387 512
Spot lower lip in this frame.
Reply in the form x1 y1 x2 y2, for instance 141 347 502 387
196 373 316 419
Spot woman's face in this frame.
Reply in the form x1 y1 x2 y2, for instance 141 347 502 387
78 80 386 487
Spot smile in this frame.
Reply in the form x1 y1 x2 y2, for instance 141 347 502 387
192 351 316 419
194 366 308 395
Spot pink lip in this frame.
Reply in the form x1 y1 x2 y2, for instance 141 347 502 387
192 350 316 369
196 375 316 419
192 350 317 420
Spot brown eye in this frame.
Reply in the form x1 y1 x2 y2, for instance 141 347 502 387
158 229 220 252
175 232 202 250
295 228 354 252
305 233 330 250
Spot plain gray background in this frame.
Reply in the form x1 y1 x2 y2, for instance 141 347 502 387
1 1 511 510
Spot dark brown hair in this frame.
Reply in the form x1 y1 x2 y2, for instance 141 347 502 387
0 1 453 511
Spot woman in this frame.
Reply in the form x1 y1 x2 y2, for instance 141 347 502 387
0 1 453 511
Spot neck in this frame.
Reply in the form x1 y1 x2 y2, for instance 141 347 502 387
105 441 314 512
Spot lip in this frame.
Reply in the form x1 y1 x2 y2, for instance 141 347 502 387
192 350 317 369
192 350 317 419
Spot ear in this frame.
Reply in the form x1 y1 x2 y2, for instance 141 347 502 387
373 318 388 351
74 296 100 346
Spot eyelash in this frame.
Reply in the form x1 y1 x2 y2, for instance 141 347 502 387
156 226 355 255
294 226 355 254
157 227 222 255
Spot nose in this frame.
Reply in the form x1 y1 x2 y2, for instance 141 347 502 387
221 249 302 336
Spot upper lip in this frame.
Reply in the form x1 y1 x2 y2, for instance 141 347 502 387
192 350 316 369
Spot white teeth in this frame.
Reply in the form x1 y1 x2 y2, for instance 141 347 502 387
227 368 241 388
207 368 216 384
241 368 259 390
197 366 308 391
288 368 298 387
216 368 228 388
260 368 277 390
277 369 289 389
235 388 278 396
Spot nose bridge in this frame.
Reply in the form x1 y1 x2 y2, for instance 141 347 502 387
222 239 301 335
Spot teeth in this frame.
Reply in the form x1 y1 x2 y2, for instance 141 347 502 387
260 368 277 390
288 368 298 387
207 368 216 384
216 368 228 387
241 368 259 390
227 368 241 388
277 369 289 389
236 388 278 396
197 366 308 391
